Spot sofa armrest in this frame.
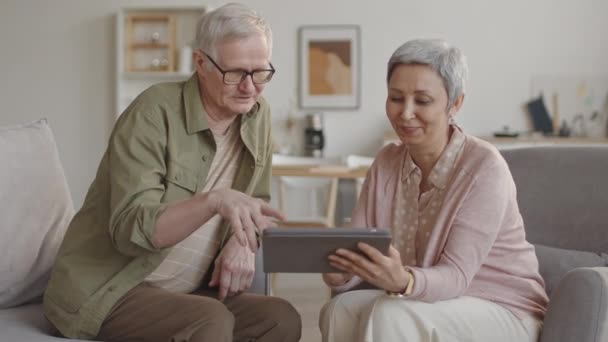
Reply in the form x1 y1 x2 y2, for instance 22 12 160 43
540 267 608 342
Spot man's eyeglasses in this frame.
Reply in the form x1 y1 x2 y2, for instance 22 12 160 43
204 53 275 85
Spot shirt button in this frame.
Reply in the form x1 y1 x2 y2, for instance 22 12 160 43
202 155 208 162
108 285 116 292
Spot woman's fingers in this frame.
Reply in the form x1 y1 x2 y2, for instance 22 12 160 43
335 248 376 271
328 255 352 272
357 242 387 264
387 244 402 262
329 253 376 281
322 272 352 286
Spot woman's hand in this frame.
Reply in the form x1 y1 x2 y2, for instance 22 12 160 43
328 244 410 293
322 273 354 287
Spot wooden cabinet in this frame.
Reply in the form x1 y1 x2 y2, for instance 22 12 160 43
124 13 177 72
116 7 206 116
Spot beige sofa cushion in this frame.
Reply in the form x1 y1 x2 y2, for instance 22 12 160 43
0 119 74 309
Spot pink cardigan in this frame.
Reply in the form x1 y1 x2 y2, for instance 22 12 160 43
343 133 548 319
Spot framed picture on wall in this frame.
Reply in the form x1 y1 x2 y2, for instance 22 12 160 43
298 25 361 110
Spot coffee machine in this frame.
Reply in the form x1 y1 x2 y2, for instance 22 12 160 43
304 113 325 158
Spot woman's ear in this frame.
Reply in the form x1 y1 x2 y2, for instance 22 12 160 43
448 94 465 117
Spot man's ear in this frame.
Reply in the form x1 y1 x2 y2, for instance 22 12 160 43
193 49 206 72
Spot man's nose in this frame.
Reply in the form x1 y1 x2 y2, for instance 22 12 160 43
238 75 255 92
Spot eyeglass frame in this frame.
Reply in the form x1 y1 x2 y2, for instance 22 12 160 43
203 52 275 85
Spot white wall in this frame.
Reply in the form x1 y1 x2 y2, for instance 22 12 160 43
1 0 608 207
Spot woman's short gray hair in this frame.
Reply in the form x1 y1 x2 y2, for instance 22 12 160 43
195 3 272 60
387 39 468 109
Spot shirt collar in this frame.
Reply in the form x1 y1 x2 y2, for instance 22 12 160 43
183 74 208 134
428 126 465 189
402 152 418 183
402 125 466 190
183 74 261 135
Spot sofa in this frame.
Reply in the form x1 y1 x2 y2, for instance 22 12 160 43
0 119 268 342
1 119 607 342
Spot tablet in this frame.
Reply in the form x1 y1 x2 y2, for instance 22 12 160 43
262 227 392 273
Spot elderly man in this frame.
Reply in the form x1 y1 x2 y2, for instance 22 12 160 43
43 3 301 342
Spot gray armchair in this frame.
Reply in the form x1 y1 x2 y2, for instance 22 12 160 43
501 146 608 342
334 145 608 341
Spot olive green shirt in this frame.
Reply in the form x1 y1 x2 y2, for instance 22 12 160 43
43 75 273 339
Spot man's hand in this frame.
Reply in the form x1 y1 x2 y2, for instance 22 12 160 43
209 188 285 252
328 244 410 293
208 235 255 300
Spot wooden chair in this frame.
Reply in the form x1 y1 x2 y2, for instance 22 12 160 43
269 154 340 296
344 154 374 204
271 154 340 228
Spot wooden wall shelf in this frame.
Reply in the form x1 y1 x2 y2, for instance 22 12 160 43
130 43 169 49
125 12 176 73
383 129 608 148
116 7 206 116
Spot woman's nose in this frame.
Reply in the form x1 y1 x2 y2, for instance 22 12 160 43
401 101 416 120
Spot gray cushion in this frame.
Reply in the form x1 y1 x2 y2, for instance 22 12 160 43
535 244 606 295
501 146 608 253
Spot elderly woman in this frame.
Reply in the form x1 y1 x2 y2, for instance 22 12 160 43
319 39 548 342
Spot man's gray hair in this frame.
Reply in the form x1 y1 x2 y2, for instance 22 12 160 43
387 39 468 109
195 3 272 60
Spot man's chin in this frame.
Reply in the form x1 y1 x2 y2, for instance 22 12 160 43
230 102 256 114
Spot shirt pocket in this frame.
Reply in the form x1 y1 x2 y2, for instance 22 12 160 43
163 159 199 200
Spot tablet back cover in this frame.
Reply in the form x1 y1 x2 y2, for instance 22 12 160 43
262 228 391 273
